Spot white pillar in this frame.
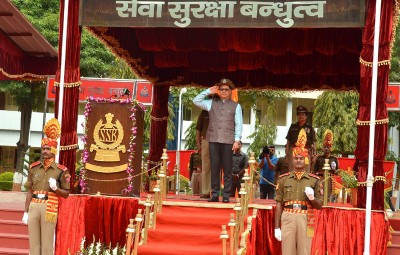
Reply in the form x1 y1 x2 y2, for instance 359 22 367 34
286 98 293 127
250 108 256 144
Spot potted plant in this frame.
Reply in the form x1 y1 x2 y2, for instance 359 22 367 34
338 168 358 207
147 171 159 193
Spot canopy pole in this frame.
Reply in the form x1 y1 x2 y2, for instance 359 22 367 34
364 0 382 254
56 0 69 162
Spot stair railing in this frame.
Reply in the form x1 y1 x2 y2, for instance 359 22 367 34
233 201 242 251
125 219 135 255
248 152 257 202
159 148 168 201
142 194 153 245
220 225 229 255
236 215 253 255
228 213 236 255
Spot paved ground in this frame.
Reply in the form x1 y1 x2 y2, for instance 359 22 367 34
0 191 26 210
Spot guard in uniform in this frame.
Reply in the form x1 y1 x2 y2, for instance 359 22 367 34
22 118 70 255
312 129 339 202
274 129 323 255
285 105 316 172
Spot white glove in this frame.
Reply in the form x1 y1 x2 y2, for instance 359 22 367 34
305 186 315 201
49 178 57 191
274 228 282 241
22 212 28 225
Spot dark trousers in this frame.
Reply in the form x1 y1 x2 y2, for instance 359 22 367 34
260 183 275 199
209 142 233 198
230 174 243 197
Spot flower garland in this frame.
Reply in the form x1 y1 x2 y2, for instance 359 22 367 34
79 96 145 194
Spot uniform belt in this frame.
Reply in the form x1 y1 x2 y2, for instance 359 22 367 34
32 194 48 200
284 204 307 210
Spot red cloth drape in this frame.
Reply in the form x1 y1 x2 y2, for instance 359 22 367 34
311 208 390 255
147 85 170 173
0 25 57 80
354 0 395 210
87 27 362 90
254 208 281 255
55 195 141 255
55 0 82 192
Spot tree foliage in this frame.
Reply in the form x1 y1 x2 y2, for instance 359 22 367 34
241 90 289 156
313 91 359 155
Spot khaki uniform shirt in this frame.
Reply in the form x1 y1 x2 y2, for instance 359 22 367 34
25 161 71 192
275 171 323 204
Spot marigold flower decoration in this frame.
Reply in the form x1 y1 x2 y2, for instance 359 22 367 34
41 118 61 154
292 128 309 164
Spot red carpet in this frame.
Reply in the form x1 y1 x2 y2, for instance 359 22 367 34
137 205 234 255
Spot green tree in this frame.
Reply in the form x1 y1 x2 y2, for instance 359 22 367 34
0 81 46 173
313 91 359 155
241 90 289 156
184 121 197 150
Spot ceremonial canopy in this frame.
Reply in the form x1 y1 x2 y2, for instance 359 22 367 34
55 0 398 211
0 0 57 81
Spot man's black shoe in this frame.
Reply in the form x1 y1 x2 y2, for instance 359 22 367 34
222 197 230 203
208 196 219 202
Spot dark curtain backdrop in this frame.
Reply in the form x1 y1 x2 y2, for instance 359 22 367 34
55 0 82 192
354 0 395 209
147 85 170 173
55 195 141 255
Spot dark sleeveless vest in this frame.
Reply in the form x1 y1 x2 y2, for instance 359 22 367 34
206 98 238 144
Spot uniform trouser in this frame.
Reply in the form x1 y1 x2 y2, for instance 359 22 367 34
191 172 202 195
28 202 57 255
209 142 233 198
259 183 275 199
281 211 312 255
230 175 243 197
201 139 211 195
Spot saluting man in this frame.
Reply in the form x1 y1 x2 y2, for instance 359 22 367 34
274 129 323 255
22 118 70 255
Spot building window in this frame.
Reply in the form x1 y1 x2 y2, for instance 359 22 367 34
183 105 192 121
5 93 18 111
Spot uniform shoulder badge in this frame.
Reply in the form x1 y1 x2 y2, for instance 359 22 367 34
279 172 290 178
57 164 68 171
30 161 41 168
309 173 320 179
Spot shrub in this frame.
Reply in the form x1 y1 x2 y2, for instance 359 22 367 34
0 172 14 182
0 181 12 191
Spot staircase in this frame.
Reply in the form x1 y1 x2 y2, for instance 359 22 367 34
0 192 29 255
387 210 400 255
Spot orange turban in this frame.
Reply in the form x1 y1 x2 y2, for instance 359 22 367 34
292 128 309 164
323 129 334 150
41 118 61 154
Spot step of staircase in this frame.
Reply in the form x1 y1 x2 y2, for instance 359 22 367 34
0 220 28 235
0 209 23 222
392 231 400 244
387 244 400 255
0 233 29 250
0 207 28 252
0 247 29 255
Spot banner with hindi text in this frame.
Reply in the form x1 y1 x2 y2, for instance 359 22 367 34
79 0 365 28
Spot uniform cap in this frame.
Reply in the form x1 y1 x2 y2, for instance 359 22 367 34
41 118 61 155
323 129 334 149
296 105 308 114
292 128 309 164
215 78 235 90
